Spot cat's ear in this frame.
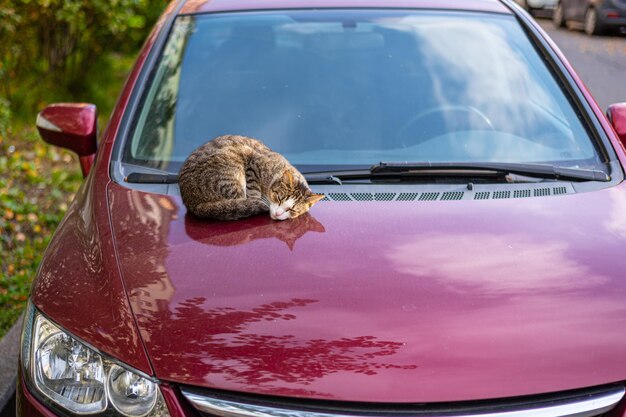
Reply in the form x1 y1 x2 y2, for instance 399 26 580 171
307 193 325 207
282 170 294 188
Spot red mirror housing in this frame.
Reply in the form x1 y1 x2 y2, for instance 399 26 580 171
36 103 97 177
607 103 626 150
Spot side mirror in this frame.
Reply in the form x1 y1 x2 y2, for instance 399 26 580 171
36 103 97 177
607 103 626 150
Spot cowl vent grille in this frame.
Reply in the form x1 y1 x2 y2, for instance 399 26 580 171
320 185 574 202
419 192 440 201
328 193 352 201
493 191 511 199
351 193 373 201
374 193 395 201
397 192 419 201
441 191 464 201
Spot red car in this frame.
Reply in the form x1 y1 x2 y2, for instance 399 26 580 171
19 0 626 417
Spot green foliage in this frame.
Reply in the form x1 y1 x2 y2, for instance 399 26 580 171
0 127 82 335
0 97 9 137
0 0 167 336
0 0 168 123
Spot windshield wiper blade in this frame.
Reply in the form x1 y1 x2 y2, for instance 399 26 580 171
127 162 608 185
125 172 179 184
372 161 610 182
306 175 344 185
304 169 375 183
303 162 609 183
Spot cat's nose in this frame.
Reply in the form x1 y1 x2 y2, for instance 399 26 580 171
275 208 285 216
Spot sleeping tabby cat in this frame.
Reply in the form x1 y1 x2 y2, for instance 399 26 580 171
179 135 324 221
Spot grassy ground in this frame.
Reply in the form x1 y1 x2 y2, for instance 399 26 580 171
0 126 82 337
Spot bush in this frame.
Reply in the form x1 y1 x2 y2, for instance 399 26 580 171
0 0 167 336
0 127 82 335
0 0 168 124
0 97 9 138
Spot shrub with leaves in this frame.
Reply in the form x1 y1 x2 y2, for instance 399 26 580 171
0 97 9 138
0 0 167 337
0 127 82 335
0 0 168 122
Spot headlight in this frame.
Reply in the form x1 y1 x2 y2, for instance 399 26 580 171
32 313 106 413
108 365 158 416
21 302 170 417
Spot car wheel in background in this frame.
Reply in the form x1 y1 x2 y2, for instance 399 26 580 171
584 7 605 35
553 2 566 27
520 0 537 16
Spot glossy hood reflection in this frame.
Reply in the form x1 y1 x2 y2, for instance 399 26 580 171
185 213 325 251
108 182 626 403
387 233 608 295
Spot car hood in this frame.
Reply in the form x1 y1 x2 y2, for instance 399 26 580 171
109 182 626 403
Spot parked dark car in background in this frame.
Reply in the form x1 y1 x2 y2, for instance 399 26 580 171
553 0 626 35
514 0 556 16
18 1 626 417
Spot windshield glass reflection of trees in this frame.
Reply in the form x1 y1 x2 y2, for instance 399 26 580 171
127 10 599 173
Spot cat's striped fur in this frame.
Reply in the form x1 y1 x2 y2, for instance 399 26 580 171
179 135 324 221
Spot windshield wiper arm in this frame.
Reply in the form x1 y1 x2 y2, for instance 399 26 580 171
306 175 344 185
304 169 375 183
372 161 610 182
303 162 609 183
125 172 179 184
305 167 507 183
126 161 609 185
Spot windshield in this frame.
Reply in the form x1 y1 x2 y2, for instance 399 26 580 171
124 9 602 174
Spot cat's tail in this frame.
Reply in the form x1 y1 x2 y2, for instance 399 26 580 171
187 198 268 221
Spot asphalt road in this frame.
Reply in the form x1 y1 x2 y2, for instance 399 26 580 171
537 17 626 111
